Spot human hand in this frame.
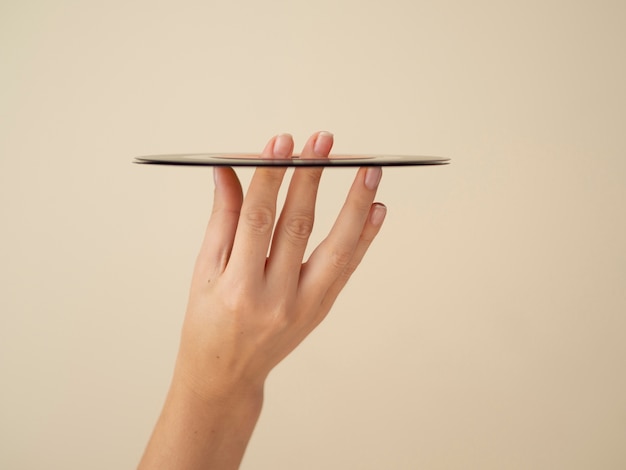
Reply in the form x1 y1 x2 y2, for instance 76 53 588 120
139 131 386 469
175 132 386 399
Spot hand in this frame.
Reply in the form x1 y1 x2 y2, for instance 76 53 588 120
176 132 386 396
139 132 386 469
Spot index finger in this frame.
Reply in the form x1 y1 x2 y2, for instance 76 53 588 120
225 134 293 281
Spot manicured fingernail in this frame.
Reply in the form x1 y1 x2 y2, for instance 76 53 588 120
273 133 292 158
364 167 382 190
313 131 334 157
370 203 387 226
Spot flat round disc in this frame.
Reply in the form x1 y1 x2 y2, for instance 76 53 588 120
133 153 450 167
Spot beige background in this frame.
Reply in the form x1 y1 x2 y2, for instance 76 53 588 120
1 0 625 468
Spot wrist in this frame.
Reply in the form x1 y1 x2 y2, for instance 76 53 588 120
172 352 266 409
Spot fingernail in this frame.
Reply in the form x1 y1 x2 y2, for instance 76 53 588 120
313 131 334 157
364 167 382 190
213 167 219 186
370 203 387 226
273 133 293 158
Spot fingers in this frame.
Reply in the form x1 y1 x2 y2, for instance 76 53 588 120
193 167 243 282
299 167 383 301
226 134 293 280
266 131 333 287
318 202 386 313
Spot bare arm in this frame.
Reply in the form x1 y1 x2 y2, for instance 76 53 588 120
138 132 386 469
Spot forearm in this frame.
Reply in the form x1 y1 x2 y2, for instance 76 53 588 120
138 364 264 470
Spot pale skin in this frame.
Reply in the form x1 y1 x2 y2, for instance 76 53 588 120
138 131 386 469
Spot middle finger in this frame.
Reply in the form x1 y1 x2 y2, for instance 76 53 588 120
266 131 333 287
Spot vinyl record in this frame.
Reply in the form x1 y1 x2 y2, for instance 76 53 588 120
133 153 450 167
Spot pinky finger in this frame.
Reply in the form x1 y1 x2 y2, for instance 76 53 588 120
317 202 387 316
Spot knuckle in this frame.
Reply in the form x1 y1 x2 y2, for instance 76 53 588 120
301 168 323 185
243 206 275 235
262 167 287 182
342 260 359 279
212 206 241 220
271 308 292 332
283 213 314 241
255 168 287 189
219 281 254 314
361 230 376 244
354 198 373 215
348 192 374 215
330 247 353 270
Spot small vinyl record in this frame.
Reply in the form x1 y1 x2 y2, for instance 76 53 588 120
133 153 450 167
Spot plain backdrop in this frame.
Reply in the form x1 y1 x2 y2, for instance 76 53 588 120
1 1 625 468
